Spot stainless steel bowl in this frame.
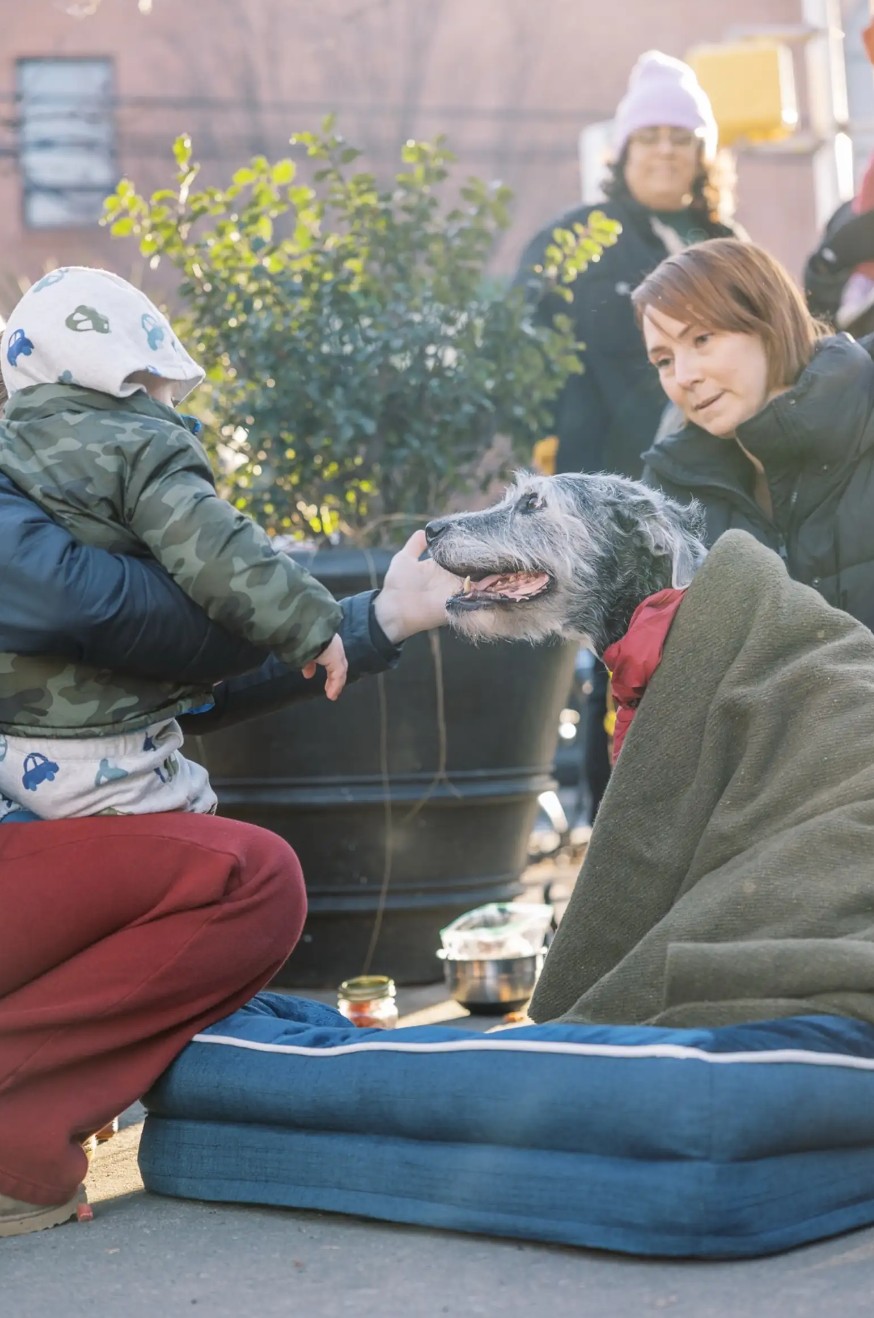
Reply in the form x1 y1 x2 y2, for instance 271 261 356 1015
437 949 545 1014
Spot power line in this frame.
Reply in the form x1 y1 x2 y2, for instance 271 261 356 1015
0 91 609 126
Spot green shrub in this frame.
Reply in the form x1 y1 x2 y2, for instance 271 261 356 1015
105 122 618 542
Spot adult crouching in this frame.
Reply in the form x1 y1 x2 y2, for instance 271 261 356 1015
0 487 457 1235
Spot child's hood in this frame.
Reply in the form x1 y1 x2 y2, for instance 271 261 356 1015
0 266 204 402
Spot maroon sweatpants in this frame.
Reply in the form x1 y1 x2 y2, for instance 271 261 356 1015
0 813 306 1205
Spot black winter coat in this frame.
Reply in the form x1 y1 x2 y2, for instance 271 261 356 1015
515 195 737 478
0 471 401 729
641 334 874 631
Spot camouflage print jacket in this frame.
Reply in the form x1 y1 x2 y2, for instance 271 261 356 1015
0 384 343 736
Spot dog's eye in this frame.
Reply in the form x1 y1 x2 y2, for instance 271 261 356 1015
518 492 545 514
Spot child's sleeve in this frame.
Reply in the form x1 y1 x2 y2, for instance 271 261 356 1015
124 424 342 668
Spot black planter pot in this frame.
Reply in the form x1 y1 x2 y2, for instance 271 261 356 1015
195 546 578 987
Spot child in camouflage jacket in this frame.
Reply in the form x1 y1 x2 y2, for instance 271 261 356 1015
0 266 346 818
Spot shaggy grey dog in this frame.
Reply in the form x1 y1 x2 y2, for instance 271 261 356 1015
425 472 708 656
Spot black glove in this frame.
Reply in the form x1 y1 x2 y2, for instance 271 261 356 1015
810 208 874 275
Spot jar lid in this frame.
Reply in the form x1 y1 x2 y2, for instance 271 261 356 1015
338 974 396 1002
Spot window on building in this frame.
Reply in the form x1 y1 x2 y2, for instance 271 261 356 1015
17 57 116 229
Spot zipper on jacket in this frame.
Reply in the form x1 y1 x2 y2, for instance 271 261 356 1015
780 476 801 563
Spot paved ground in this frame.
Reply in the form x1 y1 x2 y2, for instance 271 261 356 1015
8 851 874 1316
9 1123 874 1318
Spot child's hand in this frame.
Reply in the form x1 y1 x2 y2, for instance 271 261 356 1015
301 634 348 701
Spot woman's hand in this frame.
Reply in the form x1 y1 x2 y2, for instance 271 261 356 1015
373 530 461 644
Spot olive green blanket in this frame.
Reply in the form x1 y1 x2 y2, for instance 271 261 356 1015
530 530 874 1028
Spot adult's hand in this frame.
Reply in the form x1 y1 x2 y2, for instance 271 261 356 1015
373 530 460 644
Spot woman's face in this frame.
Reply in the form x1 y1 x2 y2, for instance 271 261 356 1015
642 308 775 438
623 126 701 211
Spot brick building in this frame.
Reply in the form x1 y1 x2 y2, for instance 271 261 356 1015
2 0 873 308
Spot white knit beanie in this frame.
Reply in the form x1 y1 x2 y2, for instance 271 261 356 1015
613 51 718 159
1 266 204 402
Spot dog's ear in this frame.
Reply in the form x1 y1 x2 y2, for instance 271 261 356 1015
654 498 708 588
664 527 707 588
617 493 707 588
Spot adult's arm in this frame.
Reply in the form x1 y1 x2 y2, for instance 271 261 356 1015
184 589 398 732
184 530 460 733
0 488 458 731
0 472 266 682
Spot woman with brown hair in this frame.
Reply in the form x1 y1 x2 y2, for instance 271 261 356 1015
636 237 874 630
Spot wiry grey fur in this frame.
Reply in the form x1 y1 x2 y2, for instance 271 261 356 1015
425 471 708 656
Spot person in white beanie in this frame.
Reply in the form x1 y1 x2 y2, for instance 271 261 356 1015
515 49 739 480
513 50 743 826
612 50 719 193
0 265 349 820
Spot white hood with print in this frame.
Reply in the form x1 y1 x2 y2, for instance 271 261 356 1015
0 266 204 402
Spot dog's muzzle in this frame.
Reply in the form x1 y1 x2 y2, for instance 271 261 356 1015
425 517 553 611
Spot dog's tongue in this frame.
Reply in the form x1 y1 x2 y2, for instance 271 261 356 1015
473 571 549 599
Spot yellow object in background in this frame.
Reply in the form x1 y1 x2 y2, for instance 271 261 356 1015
532 435 559 475
604 680 617 739
687 41 798 147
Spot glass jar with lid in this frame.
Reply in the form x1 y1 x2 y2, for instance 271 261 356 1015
337 975 398 1029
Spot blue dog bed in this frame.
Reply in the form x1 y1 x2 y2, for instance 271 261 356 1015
139 992 874 1258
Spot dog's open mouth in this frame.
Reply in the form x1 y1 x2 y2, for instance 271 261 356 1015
449 569 553 608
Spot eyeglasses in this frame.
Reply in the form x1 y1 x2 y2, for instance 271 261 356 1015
630 127 702 148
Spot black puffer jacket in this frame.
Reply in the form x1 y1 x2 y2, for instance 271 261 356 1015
515 195 738 477
641 333 874 631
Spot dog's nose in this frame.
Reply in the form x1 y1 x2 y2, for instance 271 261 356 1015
424 519 448 545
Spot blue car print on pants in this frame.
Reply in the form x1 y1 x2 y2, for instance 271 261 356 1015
22 752 60 791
